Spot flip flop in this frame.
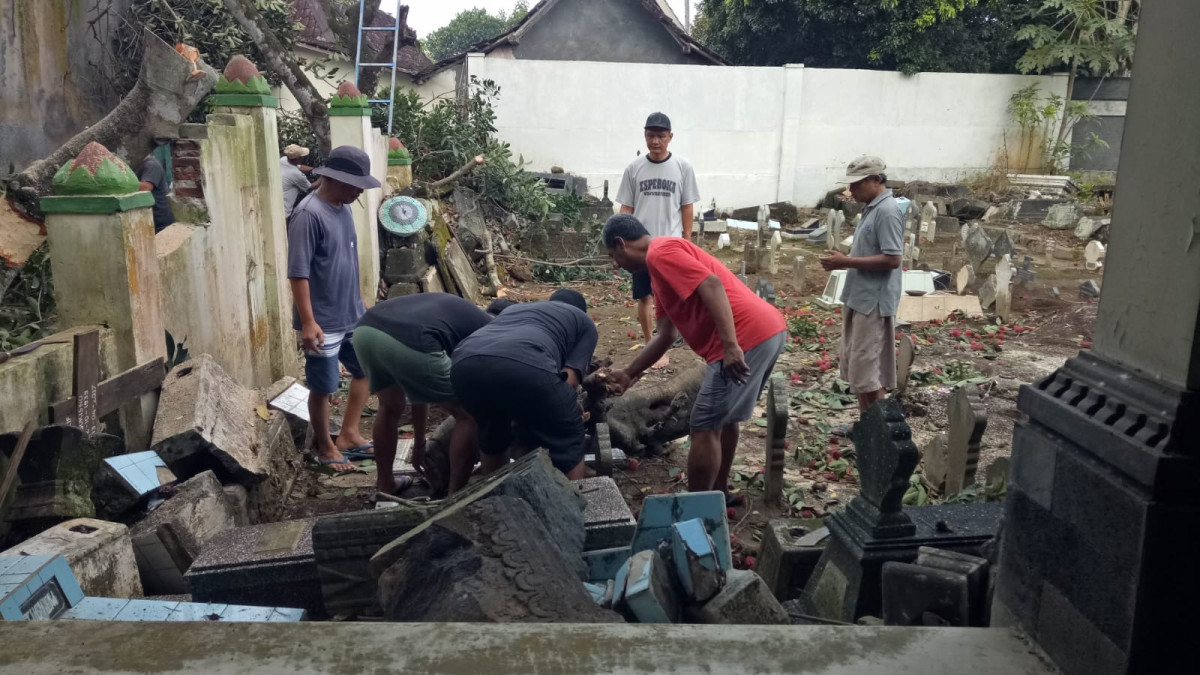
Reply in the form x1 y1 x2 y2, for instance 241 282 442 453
341 443 375 460
832 424 856 438
318 457 356 470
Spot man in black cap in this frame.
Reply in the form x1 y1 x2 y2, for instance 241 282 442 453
450 289 597 479
287 145 381 471
616 112 701 370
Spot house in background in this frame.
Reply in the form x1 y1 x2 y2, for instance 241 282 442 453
412 0 726 94
282 0 435 112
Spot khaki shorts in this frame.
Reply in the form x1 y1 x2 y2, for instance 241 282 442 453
839 309 896 394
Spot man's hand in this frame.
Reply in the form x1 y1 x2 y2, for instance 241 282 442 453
300 321 324 354
722 343 750 384
605 369 635 395
820 251 852 271
411 439 427 474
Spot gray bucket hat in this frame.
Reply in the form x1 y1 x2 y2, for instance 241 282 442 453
837 155 887 184
313 146 381 190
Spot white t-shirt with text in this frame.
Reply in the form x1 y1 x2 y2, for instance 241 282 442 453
615 153 701 239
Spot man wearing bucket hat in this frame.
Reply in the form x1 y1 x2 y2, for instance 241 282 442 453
287 145 381 471
281 144 314 218
820 156 904 415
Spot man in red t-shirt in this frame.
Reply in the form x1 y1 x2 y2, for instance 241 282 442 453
603 214 787 499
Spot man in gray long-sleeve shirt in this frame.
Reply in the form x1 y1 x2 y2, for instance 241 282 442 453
281 144 313 218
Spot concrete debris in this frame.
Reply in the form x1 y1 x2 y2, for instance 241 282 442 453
757 518 828 602
575 477 637 552
694 569 789 625
0 425 122 525
624 548 679 623
1079 279 1101 300
1041 203 1082 230
670 519 724 604
92 450 177 520
1 518 142 598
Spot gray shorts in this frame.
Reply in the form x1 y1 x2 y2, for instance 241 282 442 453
691 331 786 431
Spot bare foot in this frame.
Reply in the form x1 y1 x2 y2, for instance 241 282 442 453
650 352 670 370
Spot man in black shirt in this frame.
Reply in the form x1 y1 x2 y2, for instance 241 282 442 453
451 289 597 479
136 143 173 232
355 293 493 494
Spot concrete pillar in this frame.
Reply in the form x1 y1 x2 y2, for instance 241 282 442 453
328 81 384 307
42 142 166 450
386 137 413 193
209 55 298 384
993 3 1200 674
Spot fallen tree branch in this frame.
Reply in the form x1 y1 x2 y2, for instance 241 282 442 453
409 155 486 198
481 229 505 298
494 254 610 267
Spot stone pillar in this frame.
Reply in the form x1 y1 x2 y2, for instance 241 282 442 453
993 3 1200 674
209 55 297 383
386 137 413 194
328 81 384 307
42 142 166 450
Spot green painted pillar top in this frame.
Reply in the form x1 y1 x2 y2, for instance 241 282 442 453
209 54 278 108
388 137 411 166
329 80 371 117
42 141 153 214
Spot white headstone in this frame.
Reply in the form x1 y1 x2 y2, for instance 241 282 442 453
792 255 806 289
829 211 845 251
717 233 731 250
921 201 938 243
955 264 975 295
960 223 970 245
994 254 1014 322
769 231 782 251
1084 241 1106 270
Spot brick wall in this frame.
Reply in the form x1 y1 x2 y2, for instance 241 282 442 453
172 139 204 199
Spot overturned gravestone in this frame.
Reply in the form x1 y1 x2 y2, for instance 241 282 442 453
377 495 621 623
990 230 1014 260
757 518 828 602
129 470 247 595
696 569 788 625
151 354 300 523
1 517 143 598
949 198 989 221
575 477 637 552
965 225 993 268
945 385 987 495
92 450 176 520
0 425 122 528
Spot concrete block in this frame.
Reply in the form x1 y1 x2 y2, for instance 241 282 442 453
624 549 679 623
185 518 322 617
386 282 420 299
93 450 176 519
129 471 247 595
574 477 636 551
915 546 990 626
671 519 724 603
0 554 84 620
757 518 828 601
696 569 788 625
382 247 426 284
632 491 731 570
1 518 141 598
881 561 970 626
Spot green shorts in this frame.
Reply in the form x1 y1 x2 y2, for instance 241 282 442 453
353 325 454 404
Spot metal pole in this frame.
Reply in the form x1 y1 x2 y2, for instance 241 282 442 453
353 0 366 88
387 9 401 134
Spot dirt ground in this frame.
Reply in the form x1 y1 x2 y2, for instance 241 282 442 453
283 215 1100 569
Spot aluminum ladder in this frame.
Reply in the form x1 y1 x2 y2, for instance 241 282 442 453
353 0 402 134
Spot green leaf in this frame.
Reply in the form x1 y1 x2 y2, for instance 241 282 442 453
754 419 768 427
668 467 683 479
342 487 358 497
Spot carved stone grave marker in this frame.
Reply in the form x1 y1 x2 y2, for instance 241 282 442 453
945 385 987 495
994 254 1014 322
763 378 788 505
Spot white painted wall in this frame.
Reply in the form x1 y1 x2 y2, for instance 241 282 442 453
463 55 1068 208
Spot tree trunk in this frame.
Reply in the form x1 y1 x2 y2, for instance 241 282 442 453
584 363 706 456
3 30 218 219
1053 64 1078 174
223 0 332 156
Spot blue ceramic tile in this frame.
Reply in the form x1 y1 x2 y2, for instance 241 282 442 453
267 608 306 622
583 582 606 605
168 602 228 622
218 605 277 622
0 556 26 576
5 555 55 576
60 597 130 621
112 599 177 621
104 454 133 470
0 583 32 619
623 550 678 623
631 492 732 569
671 519 724 603
582 546 631 583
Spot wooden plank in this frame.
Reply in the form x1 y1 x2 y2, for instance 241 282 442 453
50 358 166 426
71 330 101 433
0 421 36 508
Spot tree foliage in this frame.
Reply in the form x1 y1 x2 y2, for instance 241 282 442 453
1015 0 1136 77
115 0 299 91
694 0 1042 75
421 1 529 62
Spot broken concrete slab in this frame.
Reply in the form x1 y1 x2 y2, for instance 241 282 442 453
915 546 989 626
2 518 142 598
671 519 724 604
129 471 247 596
376 495 621 623
442 238 482 305
369 451 588 582
756 518 827 602
574 477 636 552
696 569 788 625
965 225 993 268
1042 202 1081 230
881 561 970 626
151 355 300 524
0 425 122 527
624 548 679 624
419 264 445 293
631 491 732 570
92 450 176 520
185 518 323 617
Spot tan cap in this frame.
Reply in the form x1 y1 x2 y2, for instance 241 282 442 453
283 144 310 159
837 155 886 184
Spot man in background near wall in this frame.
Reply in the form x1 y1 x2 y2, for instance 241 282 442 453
820 155 904 415
281 144 314 218
136 138 173 232
616 112 701 370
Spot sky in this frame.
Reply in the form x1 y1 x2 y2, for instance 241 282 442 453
380 0 695 39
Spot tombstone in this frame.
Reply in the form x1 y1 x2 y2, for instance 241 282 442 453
695 569 788 625
824 209 837 251
994 254 1014 322
1085 241 1106 271
881 561 971 626
990 230 1014 260
945 385 987 495
919 201 937 244
47 330 166 436
1079 279 1101 300
185 517 323 617
382 247 426 285
806 226 828 246
769 230 782 251
978 275 998 310
921 432 951 494
92 450 176 521
755 278 777 306
935 216 960 239
671 518 725 603
757 518 828 602
624 548 680 623
763 378 788 506
575 476 637 552
716 233 731 250
894 334 917 398
903 233 916 266
377 495 621 623
1041 202 1081 230
756 204 771 249
960 223 970 246
965 225 993 268
742 242 760 275
792 256 806 290
2 517 141 598
914 546 991 627
1014 255 1036 286
0 425 122 527
955 265 975 295
631 492 732 570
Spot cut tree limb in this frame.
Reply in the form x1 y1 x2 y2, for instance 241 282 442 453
224 0 332 156
3 30 218 219
411 155 485 198
584 364 705 456
481 229 505 298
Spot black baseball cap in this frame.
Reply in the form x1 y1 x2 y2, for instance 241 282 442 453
644 112 671 131
313 145 381 190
